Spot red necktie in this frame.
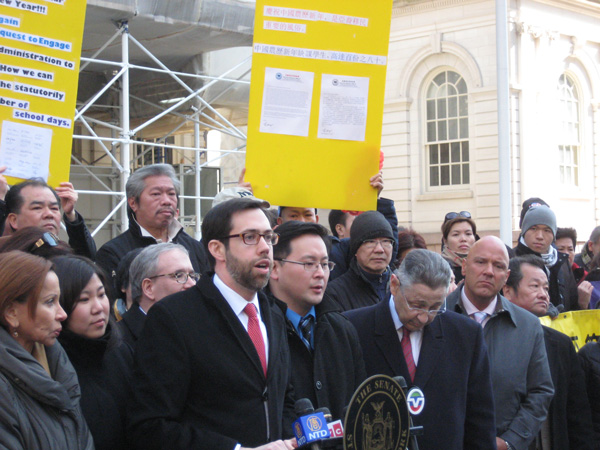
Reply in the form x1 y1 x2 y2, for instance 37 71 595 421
244 303 267 377
401 327 416 382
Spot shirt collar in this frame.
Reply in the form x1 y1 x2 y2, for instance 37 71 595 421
286 306 316 335
213 273 260 317
460 286 497 316
137 217 183 243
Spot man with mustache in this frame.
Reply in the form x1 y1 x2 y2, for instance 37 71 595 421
96 164 208 280
0 176 96 258
128 198 296 450
268 221 366 421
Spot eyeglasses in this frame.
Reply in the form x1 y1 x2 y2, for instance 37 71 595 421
148 271 200 284
274 259 336 272
444 211 472 223
28 232 59 253
400 288 446 317
361 239 394 250
220 232 279 246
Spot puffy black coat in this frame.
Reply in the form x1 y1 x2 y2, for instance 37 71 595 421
0 328 94 450
325 258 391 312
59 325 133 450
96 208 209 281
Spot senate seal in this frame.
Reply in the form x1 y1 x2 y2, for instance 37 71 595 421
344 375 410 450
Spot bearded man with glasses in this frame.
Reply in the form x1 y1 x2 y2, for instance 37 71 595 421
326 210 397 311
346 249 497 450
128 197 296 450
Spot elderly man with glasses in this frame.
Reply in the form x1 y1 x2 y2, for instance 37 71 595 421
118 243 198 349
346 249 497 450
326 210 397 311
446 236 554 450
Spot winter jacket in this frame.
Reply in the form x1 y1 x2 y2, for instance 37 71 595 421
59 325 133 450
0 327 94 450
579 341 600 444
96 208 210 281
325 258 391 312
272 295 366 420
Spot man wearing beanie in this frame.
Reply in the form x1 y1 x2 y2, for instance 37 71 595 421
325 211 396 311
513 205 582 311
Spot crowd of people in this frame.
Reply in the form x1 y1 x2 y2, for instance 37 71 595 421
0 163 599 450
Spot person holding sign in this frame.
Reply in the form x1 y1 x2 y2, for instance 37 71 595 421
0 174 96 259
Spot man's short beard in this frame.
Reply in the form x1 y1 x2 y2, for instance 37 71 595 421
226 249 271 292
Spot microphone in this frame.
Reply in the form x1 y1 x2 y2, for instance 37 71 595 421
315 407 344 440
293 399 331 450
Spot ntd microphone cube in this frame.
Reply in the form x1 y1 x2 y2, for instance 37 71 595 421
293 411 331 447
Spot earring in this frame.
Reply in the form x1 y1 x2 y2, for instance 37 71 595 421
12 330 18 338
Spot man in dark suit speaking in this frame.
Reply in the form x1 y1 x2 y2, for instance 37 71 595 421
345 249 496 450
128 198 296 450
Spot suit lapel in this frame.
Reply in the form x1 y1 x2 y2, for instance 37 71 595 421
413 315 444 388
373 300 410 380
201 279 267 379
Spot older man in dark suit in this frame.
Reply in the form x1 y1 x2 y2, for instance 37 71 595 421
504 254 595 450
346 249 496 450
128 198 296 450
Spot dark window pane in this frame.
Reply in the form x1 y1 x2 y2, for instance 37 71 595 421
460 118 468 138
447 71 460 84
459 95 468 116
449 119 458 140
448 96 458 118
440 143 449 163
427 100 435 119
429 145 439 164
434 72 446 86
462 164 470 183
451 142 460 161
451 164 461 184
427 122 436 142
430 167 439 186
441 165 450 185
447 85 457 97
462 142 469 161
457 78 467 94
438 121 447 141
437 99 447 119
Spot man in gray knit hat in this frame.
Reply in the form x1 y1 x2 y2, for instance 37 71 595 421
325 211 396 311
512 205 584 310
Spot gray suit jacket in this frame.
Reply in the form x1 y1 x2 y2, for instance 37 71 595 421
446 288 554 450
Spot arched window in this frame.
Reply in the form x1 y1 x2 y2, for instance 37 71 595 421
426 70 469 187
557 74 580 186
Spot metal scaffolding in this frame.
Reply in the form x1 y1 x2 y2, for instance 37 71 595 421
72 20 252 241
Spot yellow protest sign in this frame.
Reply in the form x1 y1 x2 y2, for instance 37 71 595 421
540 309 600 351
246 0 393 211
0 0 87 187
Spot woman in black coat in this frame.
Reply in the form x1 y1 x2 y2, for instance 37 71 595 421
54 255 133 450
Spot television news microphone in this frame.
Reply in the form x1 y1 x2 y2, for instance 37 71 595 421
315 407 344 439
293 399 331 450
